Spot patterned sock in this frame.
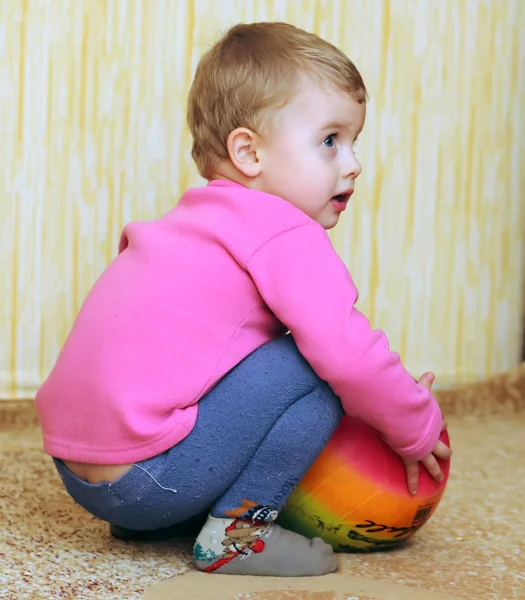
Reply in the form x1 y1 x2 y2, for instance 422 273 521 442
193 503 337 576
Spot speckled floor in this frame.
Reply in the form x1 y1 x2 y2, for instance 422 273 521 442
1 389 525 600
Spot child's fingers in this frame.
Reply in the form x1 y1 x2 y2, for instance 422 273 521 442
433 440 452 460
417 372 435 389
422 454 443 482
404 461 419 495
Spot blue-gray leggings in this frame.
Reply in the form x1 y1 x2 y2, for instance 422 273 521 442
53 335 344 531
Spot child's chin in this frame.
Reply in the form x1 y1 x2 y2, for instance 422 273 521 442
322 217 340 230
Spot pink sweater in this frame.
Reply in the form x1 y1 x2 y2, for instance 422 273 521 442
35 180 442 464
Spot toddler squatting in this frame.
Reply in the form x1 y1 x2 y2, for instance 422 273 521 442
35 22 452 577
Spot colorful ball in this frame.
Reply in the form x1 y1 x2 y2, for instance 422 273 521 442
278 416 451 552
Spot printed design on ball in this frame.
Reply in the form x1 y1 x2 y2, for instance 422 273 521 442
334 502 437 551
311 515 342 535
411 504 433 526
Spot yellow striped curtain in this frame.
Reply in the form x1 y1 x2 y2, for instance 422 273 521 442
1 0 524 400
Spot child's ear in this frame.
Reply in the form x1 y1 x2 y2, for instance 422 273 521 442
226 128 262 178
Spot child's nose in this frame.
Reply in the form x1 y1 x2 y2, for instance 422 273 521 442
343 154 362 179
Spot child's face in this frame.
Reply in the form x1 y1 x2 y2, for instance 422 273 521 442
256 82 366 229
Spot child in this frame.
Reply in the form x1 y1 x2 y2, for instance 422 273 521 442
35 22 451 577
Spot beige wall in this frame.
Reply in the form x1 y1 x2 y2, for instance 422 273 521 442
1 0 524 399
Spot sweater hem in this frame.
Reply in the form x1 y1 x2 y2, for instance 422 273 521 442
41 407 199 464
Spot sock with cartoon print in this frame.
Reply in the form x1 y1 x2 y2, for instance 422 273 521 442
193 501 337 576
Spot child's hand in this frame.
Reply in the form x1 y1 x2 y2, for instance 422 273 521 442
403 372 452 495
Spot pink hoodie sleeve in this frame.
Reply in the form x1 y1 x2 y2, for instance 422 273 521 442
246 223 442 462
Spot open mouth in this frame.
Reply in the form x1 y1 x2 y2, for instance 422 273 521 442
331 194 349 203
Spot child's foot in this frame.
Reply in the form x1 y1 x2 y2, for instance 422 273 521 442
193 515 337 576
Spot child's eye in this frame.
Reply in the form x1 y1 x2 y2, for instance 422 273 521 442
323 134 337 148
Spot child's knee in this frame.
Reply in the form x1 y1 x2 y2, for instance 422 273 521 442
320 386 344 433
320 383 344 421
290 381 343 443
263 335 325 391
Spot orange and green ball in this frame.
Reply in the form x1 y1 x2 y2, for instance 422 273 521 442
278 416 451 552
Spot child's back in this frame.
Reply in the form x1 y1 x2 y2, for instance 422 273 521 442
37 181 309 462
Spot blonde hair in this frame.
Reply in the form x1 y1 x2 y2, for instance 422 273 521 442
187 22 367 179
